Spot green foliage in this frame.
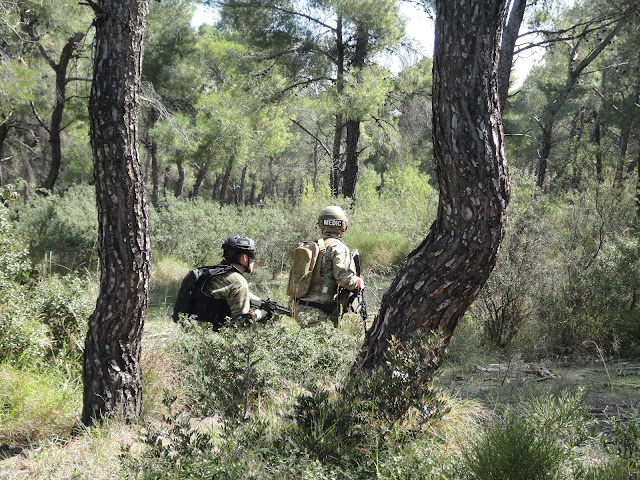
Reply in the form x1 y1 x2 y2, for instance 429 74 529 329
16 185 98 272
0 274 92 369
285 331 449 467
0 187 31 283
455 413 564 480
0 364 81 444
601 409 640 472
173 320 359 423
34 276 91 365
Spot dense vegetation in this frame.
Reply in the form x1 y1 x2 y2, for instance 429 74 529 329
2 0 640 478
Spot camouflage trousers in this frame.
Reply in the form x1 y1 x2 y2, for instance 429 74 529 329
289 299 340 328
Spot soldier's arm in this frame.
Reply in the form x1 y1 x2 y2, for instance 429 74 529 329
330 243 360 290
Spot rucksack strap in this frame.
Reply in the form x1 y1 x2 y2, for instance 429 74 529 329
198 264 235 296
310 237 341 289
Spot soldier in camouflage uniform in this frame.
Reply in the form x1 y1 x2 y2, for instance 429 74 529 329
202 235 269 324
290 206 364 328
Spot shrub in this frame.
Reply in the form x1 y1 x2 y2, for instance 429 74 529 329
172 320 359 423
455 413 564 480
0 364 81 444
0 274 92 369
0 187 31 283
16 184 98 272
34 276 92 366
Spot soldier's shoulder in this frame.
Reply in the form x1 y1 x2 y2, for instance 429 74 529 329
325 237 349 254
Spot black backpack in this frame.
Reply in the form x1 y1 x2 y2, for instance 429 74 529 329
172 264 234 328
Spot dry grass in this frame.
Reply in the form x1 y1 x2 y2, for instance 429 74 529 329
0 422 138 480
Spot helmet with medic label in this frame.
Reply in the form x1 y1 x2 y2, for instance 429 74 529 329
318 206 348 234
222 235 256 261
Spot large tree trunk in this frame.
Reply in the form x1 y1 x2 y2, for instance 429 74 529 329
358 0 510 369
82 0 150 426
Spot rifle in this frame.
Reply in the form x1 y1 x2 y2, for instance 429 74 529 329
350 249 368 329
251 297 292 318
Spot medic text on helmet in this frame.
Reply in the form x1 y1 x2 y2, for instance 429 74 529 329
323 219 343 227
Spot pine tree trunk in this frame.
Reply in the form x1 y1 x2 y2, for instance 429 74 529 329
82 0 150 426
342 119 360 198
151 142 159 204
219 163 233 206
191 158 211 198
175 159 185 197
497 0 526 111
40 32 85 193
0 121 7 185
331 16 344 197
357 0 510 369
342 26 367 200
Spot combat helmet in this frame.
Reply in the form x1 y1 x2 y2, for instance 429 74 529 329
318 206 348 234
222 235 257 261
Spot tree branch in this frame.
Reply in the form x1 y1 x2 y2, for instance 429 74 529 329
30 101 50 133
289 118 332 159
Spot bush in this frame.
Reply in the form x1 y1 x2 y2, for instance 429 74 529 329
16 184 98 272
172 320 360 423
0 364 81 444
455 413 564 480
0 274 92 369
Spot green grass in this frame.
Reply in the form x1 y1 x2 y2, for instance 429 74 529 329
0 364 81 445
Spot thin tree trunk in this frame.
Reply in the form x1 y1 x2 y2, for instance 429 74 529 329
590 106 603 182
331 16 344 196
343 119 360 198
174 159 185 197
312 137 319 189
219 163 233 206
342 25 368 200
237 165 247 206
40 32 85 192
150 140 159 205
536 9 631 188
83 0 150 426
191 158 210 198
497 0 526 111
358 0 510 369
0 120 8 185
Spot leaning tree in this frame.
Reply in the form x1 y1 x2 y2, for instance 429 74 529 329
358 0 511 369
82 0 151 425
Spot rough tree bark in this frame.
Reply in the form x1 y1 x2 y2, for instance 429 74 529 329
358 0 510 369
82 0 151 425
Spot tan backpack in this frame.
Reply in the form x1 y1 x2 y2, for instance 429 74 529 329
287 238 328 298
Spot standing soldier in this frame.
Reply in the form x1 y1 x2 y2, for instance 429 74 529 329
288 206 364 327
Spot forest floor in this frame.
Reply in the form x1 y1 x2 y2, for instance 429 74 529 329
437 352 640 431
